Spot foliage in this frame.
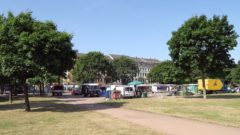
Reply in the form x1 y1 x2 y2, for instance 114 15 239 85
227 65 240 84
112 56 138 84
167 15 238 81
0 12 76 80
72 52 111 83
105 61 118 83
147 60 183 84
27 73 58 85
0 11 76 111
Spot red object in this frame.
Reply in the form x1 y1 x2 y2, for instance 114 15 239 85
112 91 121 100
71 89 81 95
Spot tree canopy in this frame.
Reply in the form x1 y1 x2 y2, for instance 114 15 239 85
72 52 111 83
0 11 76 111
147 60 182 84
167 15 238 98
112 56 138 84
227 65 240 84
168 15 238 79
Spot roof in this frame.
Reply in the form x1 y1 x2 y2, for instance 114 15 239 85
108 54 160 63
76 53 160 63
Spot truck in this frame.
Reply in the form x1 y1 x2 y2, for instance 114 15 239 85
52 85 64 96
81 83 101 97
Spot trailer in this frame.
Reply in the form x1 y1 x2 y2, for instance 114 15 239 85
198 79 227 94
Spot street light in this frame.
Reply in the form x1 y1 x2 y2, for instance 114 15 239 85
200 44 207 99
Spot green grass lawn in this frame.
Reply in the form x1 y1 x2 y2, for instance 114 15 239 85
0 96 161 135
104 93 240 127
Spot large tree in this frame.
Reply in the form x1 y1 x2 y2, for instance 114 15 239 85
72 52 111 83
167 15 238 98
112 56 138 84
227 64 240 84
0 12 76 111
148 60 183 84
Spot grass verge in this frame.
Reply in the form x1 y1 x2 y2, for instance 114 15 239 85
104 93 240 127
0 96 162 135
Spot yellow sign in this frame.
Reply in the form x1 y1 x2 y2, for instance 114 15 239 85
198 79 223 91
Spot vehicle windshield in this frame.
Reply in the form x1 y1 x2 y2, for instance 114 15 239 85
125 87 133 91
53 85 63 90
157 86 168 90
89 85 99 90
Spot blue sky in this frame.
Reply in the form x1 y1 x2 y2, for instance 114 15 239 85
0 0 239 61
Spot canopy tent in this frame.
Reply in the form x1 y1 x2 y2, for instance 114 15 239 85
128 81 143 86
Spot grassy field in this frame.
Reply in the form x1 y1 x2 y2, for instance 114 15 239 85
104 93 240 127
0 96 161 135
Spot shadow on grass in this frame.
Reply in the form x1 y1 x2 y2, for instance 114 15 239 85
0 95 25 102
0 95 126 112
32 102 126 113
184 93 240 99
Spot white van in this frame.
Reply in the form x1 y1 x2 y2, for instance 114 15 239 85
115 86 135 98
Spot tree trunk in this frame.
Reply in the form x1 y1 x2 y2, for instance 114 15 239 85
58 76 61 84
0 84 4 94
39 84 42 96
9 88 13 104
23 82 31 111
201 71 207 99
41 83 45 96
13 85 17 96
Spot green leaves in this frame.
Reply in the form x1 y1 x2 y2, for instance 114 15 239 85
148 61 182 84
0 11 76 111
227 65 240 84
112 56 138 84
167 15 238 80
72 52 111 83
72 54 139 84
0 11 76 81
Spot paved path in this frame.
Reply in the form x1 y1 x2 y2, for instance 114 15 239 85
59 96 240 135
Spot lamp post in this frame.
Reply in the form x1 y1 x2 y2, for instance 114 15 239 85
200 45 207 99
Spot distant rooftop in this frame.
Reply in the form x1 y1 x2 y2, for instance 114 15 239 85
108 54 160 63
109 54 160 63
77 53 160 63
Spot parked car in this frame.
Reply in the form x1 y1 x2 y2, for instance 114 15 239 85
70 85 81 95
233 87 240 93
71 89 81 95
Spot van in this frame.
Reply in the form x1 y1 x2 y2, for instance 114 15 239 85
115 86 134 98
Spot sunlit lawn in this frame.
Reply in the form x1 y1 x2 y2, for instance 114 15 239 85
104 93 240 127
0 96 161 135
